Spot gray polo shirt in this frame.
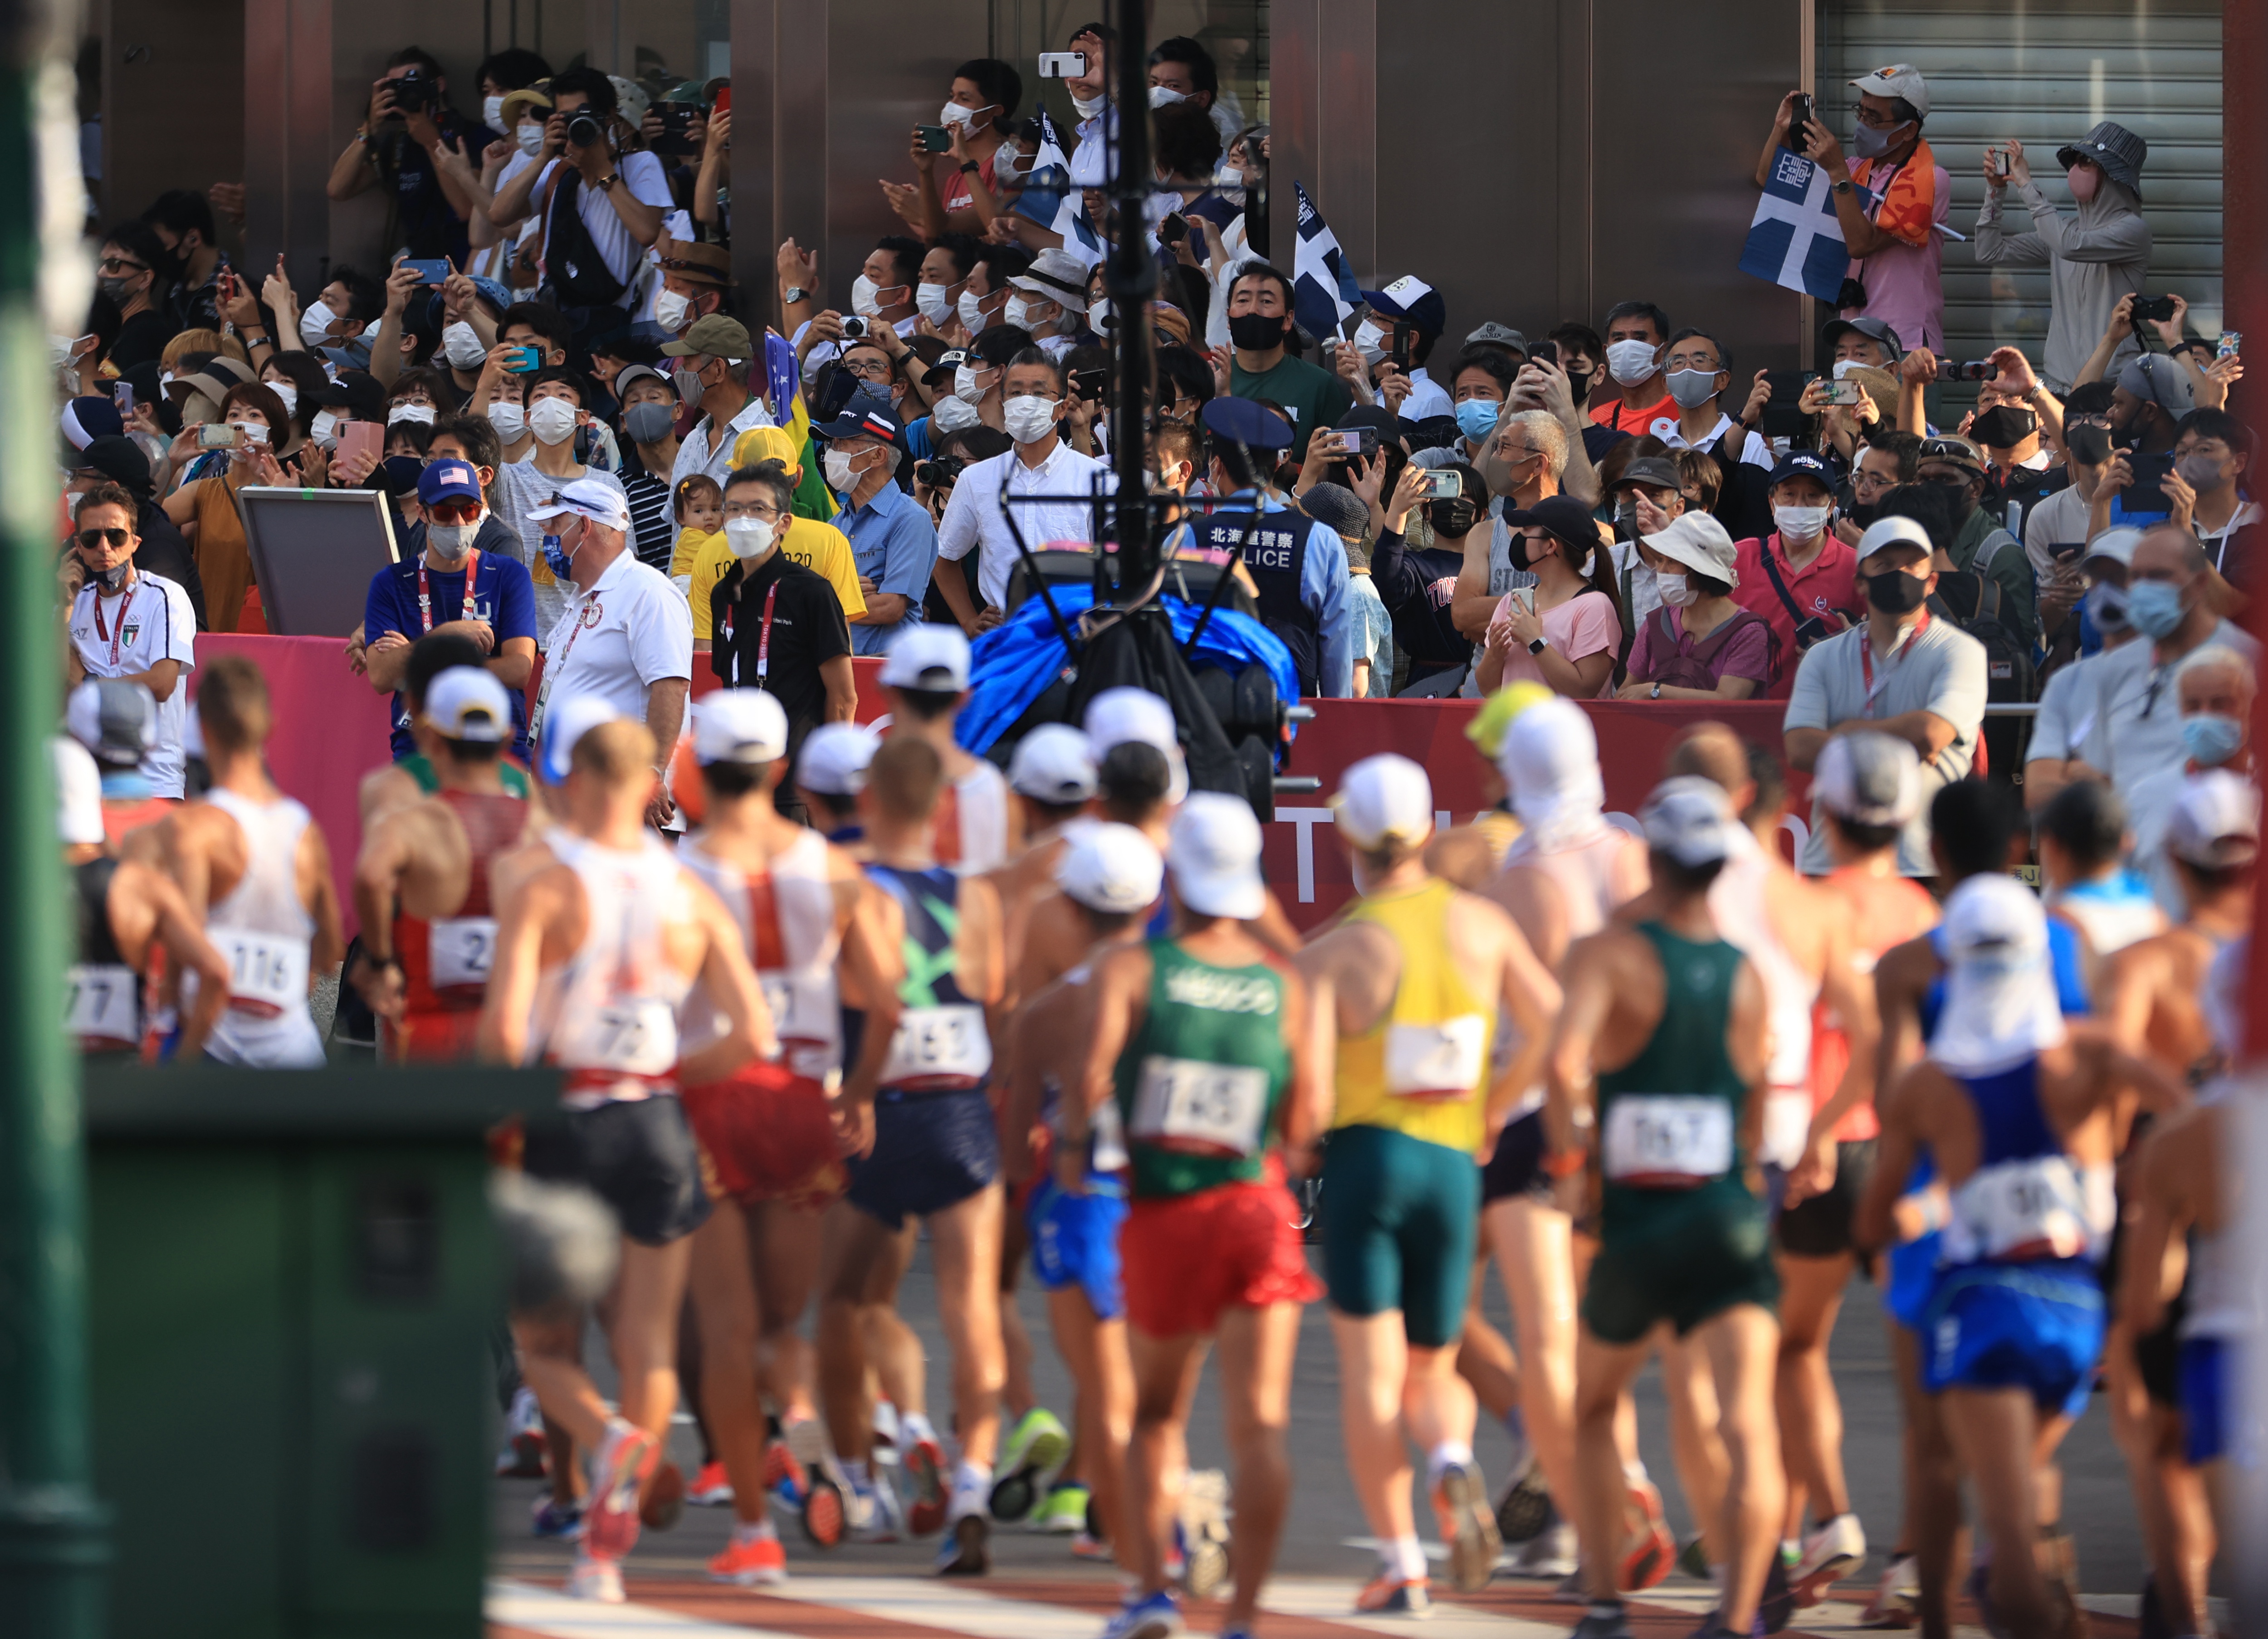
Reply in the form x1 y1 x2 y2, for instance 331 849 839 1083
1784 615 1989 876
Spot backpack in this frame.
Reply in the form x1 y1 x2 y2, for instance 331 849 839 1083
1926 570 2035 704
543 171 628 308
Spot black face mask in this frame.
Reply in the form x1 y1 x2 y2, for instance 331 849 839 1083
1970 405 2037 449
1863 566 1928 614
1228 312 1286 351
1564 366 1593 400
2065 422 2112 465
1845 498 1880 528
1427 497 1478 538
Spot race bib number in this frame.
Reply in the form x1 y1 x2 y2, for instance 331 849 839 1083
580 997 679 1076
1757 1089 1813 1172
223 932 310 1015
880 1003 991 1088
429 917 498 989
1602 1095 1734 1186
1952 1156 2110 1263
1130 1054 1268 1156
1384 1015 1488 1101
67 962 139 1043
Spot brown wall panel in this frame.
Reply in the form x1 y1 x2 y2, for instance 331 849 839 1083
101 0 245 228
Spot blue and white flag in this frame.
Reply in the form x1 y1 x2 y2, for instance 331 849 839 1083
1740 148 1848 302
1012 108 1102 259
1291 181 1362 343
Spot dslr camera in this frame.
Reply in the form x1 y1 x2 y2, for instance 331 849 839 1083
566 109 608 150
2131 294 2178 325
915 456 966 490
390 68 436 115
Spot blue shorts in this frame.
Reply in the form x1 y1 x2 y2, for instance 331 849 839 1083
1922 1260 2104 1419
1026 1175 1128 1321
1884 1230 1942 1332
2179 1336 2233 1466
846 1087 1000 1229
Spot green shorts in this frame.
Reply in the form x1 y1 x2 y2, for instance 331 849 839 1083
1583 1181 1779 1346
1320 1123 1479 1348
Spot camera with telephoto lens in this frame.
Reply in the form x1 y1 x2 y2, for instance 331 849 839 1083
567 110 607 149
390 68 435 115
915 457 966 489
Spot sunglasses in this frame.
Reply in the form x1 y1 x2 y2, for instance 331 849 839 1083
98 256 148 274
77 527 130 549
426 500 483 523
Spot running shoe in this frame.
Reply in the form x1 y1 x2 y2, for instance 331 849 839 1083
935 1509 990 1576
990 1407 1070 1523
903 1433 949 1537
640 1460 685 1531
1758 1551 1796 1634
801 1469 846 1550
565 1555 624 1603
709 1527 788 1587
1032 1480 1091 1533
1854 1554 1918 1629
583 1423 658 1562
1101 1588 1183 1639
1496 1459 1553 1545
530 1495 584 1540
497 1386 548 1478
1569 1608 1635 1639
1354 1571 1431 1615
1618 1475 1675 1593
687 1460 734 1507
1553 1570 1592 1603
1072 1530 1114 1561
1790 1512 1866 1605
764 1438 807 1508
1509 1519 1579 1579
847 1469 907 1545
1677 1533 1711 1581
1432 1456 1503 1594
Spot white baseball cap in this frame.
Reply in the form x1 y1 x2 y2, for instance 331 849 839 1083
2164 770 2260 869
1640 776 1735 867
1085 686 1189 803
1333 753 1434 850
1855 515 1935 564
2082 526 2145 570
694 690 790 766
527 475 632 532
797 722 881 796
535 694 619 785
877 623 973 693
1849 63 1930 118
1008 722 1097 804
424 666 514 744
1167 791 1266 920
1813 731 1922 827
54 736 103 846
64 678 157 769
1933 873 2064 1075
1056 821 1164 914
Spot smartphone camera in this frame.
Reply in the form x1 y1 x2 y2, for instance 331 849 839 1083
916 124 953 154
1420 469 1462 501
509 346 544 373
1787 93 1813 155
1949 361 1998 382
567 111 606 149
1036 51 1087 79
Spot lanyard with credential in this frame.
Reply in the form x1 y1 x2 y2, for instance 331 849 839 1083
722 580 780 681
1859 609 1928 715
415 549 480 634
91 582 137 670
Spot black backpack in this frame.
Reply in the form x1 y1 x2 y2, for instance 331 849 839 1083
1927 569 2035 704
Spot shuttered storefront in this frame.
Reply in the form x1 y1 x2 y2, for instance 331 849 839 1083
1820 0 2223 377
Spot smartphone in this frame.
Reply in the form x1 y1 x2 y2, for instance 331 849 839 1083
1818 378 1867 406
1037 51 1087 78
2049 543 2085 564
2123 451 2177 516
401 258 450 288
1786 93 1813 154
1390 323 1412 372
335 419 383 472
197 422 242 449
1758 367 1815 438
1528 338 1560 371
914 123 954 154
1158 212 1188 246
507 345 543 373
2131 294 2178 325
1420 469 1462 500
1334 427 1375 458
711 84 730 117
112 381 134 415
2218 331 2242 361
1791 615 1833 649
653 106 700 156
1069 366 1108 402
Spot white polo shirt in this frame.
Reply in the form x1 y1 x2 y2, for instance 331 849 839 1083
935 439 1114 609
1647 410 1773 470
536 548 693 736
68 572 197 796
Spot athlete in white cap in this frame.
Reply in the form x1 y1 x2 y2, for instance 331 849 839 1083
880 623 1016 870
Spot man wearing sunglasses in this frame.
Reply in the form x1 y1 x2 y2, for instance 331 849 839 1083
63 483 197 799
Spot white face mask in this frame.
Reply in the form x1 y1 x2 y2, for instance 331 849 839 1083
940 100 987 130
388 402 437 426
822 448 862 491
1354 319 1390 367
159 370 175 390
724 516 776 560
299 300 339 347
953 363 987 404
487 400 527 440
930 395 980 434
1773 503 1833 542
483 94 506 130
1089 296 1114 334
309 409 341 449
1070 90 1107 120
916 283 954 326
653 288 693 334
1654 569 1696 608
1148 85 1188 107
1831 358 1861 380
441 321 487 369
264 380 298 415
1005 294 1037 332
1605 337 1659 386
527 397 579 446
428 518 480 561
851 275 882 318
515 122 545 157
229 419 270 446
957 288 989 334
1002 395 1059 445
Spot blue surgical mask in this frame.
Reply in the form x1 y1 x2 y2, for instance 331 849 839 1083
2181 713 2245 767
1454 399 1499 443
2125 579 2186 639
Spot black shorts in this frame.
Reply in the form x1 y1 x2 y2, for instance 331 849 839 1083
2102 1180 2186 1409
1480 1109 1555 1207
1775 1139 1876 1261
522 1097 714 1247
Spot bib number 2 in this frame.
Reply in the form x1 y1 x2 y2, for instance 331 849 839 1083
429 917 498 989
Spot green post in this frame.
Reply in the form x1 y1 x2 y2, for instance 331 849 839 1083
0 0 112 1628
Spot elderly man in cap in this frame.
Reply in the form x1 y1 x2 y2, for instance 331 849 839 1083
1822 317 1901 374
1003 247 1091 360
1604 452 1689 630
664 313 774 493
1914 433 2038 649
814 392 937 655
1976 122 2151 394
527 476 694 829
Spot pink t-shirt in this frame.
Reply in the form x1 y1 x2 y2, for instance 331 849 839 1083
1488 588 1622 690
1839 161 1951 355
1627 604 1776 690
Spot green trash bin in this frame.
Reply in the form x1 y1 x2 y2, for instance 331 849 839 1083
83 1062 554 1639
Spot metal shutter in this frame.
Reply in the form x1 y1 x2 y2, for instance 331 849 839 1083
1820 0 2223 373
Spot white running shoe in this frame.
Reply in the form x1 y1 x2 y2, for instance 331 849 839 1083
1792 1512 1867 1603
565 1556 624 1603
1510 1519 1579 1579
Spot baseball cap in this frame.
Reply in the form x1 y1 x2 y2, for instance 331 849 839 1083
1464 323 1530 354
1640 776 1734 867
1848 63 1929 117
1855 515 1936 563
1609 455 1684 494
65 678 157 769
1820 316 1903 359
1167 791 1266 920
1916 434 1986 476
1084 687 1178 762
797 722 881 796
1333 754 1434 851
535 694 619 786
693 690 790 766
1504 494 1601 555
812 395 905 447
54 736 103 847
660 313 753 361
611 363 675 401
730 423 806 478
417 457 484 508
1813 731 1922 827
1007 723 1097 805
62 395 124 451
1944 874 2048 969
1638 512 1738 585
1767 450 1835 491
527 476 632 532
1363 275 1446 336
2082 526 2145 570
2116 354 2196 415
877 624 973 693
1056 822 1164 914
424 666 514 743
2164 771 2260 870
311 371 387 421
1201 395 1294 452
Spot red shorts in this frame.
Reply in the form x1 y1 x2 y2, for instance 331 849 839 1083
681 1062 847 1211
1120 1160 1320 1337
387 1008 479 1063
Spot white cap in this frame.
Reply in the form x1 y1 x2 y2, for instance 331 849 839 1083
424 666 514 743
1056 821 1164 913
64 678 157 768
1855 515 1934 563
694 690 790 766
535 694 619 786
1848 62 1930 117
54 736 103 847
2082 526 2145 570
1640 776 1735 867
1008 723 1097 804
1638 512 1739 587
1167 791 1266 920
1496 696 1605 851
1813 731 1922 827
2164 770 2260 869
527 476 632 532
797 722 881 796
1932 874 2065 1076
1333 753 1434 850
877 623 973 693
1085 686 1188 805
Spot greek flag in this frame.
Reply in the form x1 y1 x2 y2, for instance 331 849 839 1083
1012 108 1102 259
1291 181 1362 343
1740 147 1848 302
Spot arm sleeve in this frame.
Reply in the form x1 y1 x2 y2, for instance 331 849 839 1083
688 538 732 642
1304 521 1355 698
2028 664 2079 761
1626 611 1657 682
1987 534 2040 646
1973 189 2051 267
1783 643 1833 732
624 151 676 210
1369 527 1418 609
364 568 403 642
816 582 854 660
802 525 866 618
879 510 939 600
495 560 539 644
162 580 197 667
631 578 695 684
1561 594 1621 662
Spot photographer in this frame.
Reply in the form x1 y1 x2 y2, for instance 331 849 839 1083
1974 124 2150 394
2085 353 2195 539
325 47 499 266
143 190 231 335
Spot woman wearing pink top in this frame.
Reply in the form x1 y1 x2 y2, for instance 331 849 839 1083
1472 494 1624 698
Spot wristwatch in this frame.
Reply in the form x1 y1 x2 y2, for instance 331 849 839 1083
1832 178 1853 195
594 171 620 190
958 161 980 175
1527 636 1548 656
1650 681 1662 699
781 286 808 305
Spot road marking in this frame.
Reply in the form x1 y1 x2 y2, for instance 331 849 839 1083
752 1576 1110 1637
488 1578 805 1639
1264 1577 1568 1639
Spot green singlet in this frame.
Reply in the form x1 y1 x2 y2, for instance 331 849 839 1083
1113 937 1290 1200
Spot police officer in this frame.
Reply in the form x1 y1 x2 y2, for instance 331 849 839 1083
1194 396 1357 697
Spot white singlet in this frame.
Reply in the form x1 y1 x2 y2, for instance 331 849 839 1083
946 760 1011 873
195 787 323 1068
528 834 698 1108
1496 821 1632 1122
1708 826 1818 1170
679 828 843 1083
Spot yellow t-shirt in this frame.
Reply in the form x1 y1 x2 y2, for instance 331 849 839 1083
670 525 720 579
685 516 867 640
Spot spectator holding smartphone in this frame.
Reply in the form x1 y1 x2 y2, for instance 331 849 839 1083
1733 452 1862 698
2088 353 2195 538
2162 409 2261 592
1471 494 1622 699
1974 124 2150 394
1374 461 1481 693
